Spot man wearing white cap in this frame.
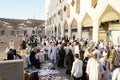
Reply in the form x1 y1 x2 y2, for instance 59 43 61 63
49 41 57 63
86 50 104 80
93 46 102 60
100 52 109 80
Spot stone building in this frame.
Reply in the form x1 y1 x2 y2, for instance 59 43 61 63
45 0 120 44
0 18 45 37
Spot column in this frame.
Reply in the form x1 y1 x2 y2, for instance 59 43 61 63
52 26 55 37
46 28 48 36
44 26 46 35
61 25 64 38
77 23 82 40
56 26 59 39
92 19 99 42
68 24 71 39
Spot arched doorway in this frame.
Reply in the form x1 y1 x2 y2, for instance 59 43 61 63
71 18 78 39
1 30 5 36
54 26 57 37
64 21 68 39
99 5 120 44
24 30 27 36
81 13 93 41
11 31 15 36
58 24 61 39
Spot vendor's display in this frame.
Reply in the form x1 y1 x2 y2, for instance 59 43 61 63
24 56 69 80
38 69 59 76
41 61 54 69
39 75 69 80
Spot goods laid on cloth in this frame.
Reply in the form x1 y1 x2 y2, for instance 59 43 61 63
38 62 69 80
24 60 69 80
38 69 69 80
38 69 59 76
39 75 69 80
40 61 54 69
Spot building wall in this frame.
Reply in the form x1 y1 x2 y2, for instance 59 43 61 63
45 0 120 42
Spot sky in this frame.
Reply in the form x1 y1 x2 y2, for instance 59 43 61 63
0 0 45 20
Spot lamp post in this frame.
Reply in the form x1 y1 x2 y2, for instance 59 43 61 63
36 26 38 36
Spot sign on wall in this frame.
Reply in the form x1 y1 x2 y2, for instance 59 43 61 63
109 24 120 30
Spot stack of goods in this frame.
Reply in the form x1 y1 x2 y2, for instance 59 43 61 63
38 69 59 76
38 69 69 80
41 62 54 69
39 75 69 80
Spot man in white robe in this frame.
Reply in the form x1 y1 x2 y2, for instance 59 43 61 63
86 50 104 80
112 68 120 80
9 39 15 49
49 42 57 63
73 41 80 58
100 52 109 80
84 45 92 59
93 46 102 60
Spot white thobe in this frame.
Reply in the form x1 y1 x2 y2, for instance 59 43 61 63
84 48 91 58
49 46 57 63
64 46 70 55
74 45 80 58
57 44 61 50
95 50 102 60
41 46 48 54
69 45 74 54
9 41 15 49
71 59 83 78
112 68 120 80
86 58 104 80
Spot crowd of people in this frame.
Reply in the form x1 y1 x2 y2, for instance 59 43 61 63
4 35 120 80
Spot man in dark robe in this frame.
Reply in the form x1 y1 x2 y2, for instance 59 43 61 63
7 49 14 60
66 49 74 75
29 51 40 69
57 46 66 68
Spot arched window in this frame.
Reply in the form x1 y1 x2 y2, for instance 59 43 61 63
71 0 75 6
1 30 5 35
64 6 66 12
60 9 63 20
91 0 97 8
66 4 70 17
76 0 80 14
11 31 15 36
